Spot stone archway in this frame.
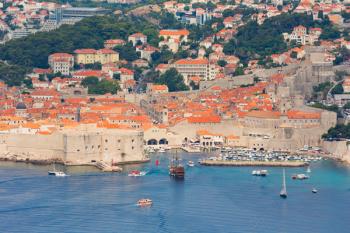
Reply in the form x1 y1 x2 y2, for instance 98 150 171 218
74 90 82 95
159 138 168 145
147 139 158 145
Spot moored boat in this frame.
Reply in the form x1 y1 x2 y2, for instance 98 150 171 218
48 163 68 177
312 188 318 193
292 174 309 180
280 169 287 198
252 170 268 176
187 161 195 167
48 171 68 177
128 170 147 177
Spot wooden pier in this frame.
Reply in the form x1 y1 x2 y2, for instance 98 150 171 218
199 160 308 167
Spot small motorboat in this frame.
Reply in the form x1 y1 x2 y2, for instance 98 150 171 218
187 161 195 167
48 163 68 177
137 199 152 207
292 174 309 180
48 171 69 177
128 170 147 177
158 148 166 153
312 188 318 193
252 170 268 176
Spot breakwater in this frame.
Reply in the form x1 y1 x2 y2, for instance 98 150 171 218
199 160 308 167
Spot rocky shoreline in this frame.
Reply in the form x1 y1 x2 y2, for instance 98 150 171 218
0 156 65 165
0 153 151 169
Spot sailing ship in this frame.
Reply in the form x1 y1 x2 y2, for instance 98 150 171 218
169 152 185 179
280 168 287 198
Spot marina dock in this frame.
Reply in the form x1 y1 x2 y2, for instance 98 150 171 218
199 160 308 167
181 146 201 153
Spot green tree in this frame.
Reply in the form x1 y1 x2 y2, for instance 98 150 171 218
331 83 344 95
343 102 350 109
113 73 121 80
322 124 350 140
151 48 174 65
155 68 189 92
0 62 31 86
218 60 228 67
81 76 99 87
318 10 324 20
223 13 315 62
115 43 139 62
84 62 102 70
320 25 341 40
233 67 244 76
82 76 120 94
190 80 199 90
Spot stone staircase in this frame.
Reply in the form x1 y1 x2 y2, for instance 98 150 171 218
94 161 122 172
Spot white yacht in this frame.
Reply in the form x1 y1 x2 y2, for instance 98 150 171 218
48 163 68 177
187 161 195 167
252 170 268 176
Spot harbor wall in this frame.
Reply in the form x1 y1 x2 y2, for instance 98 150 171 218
169 119 242 142
0 129 146 165
0 133 65 161
322 141 350 163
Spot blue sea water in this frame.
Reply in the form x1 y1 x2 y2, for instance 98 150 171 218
0 152 350 233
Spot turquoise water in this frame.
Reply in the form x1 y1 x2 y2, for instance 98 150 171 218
1 152 350 233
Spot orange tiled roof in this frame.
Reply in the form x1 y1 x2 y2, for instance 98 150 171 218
287 110 321 119
245 111 281 119
159 29 190 36
187 115 221 123
175 58 208 65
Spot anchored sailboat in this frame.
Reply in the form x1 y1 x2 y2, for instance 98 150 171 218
280 168 287 198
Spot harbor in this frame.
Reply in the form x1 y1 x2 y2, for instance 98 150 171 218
0 152 349 233
0 151 350 233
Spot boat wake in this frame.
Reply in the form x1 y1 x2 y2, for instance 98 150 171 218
0 205 52 214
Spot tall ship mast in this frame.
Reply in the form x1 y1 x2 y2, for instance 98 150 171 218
169 151 185 179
